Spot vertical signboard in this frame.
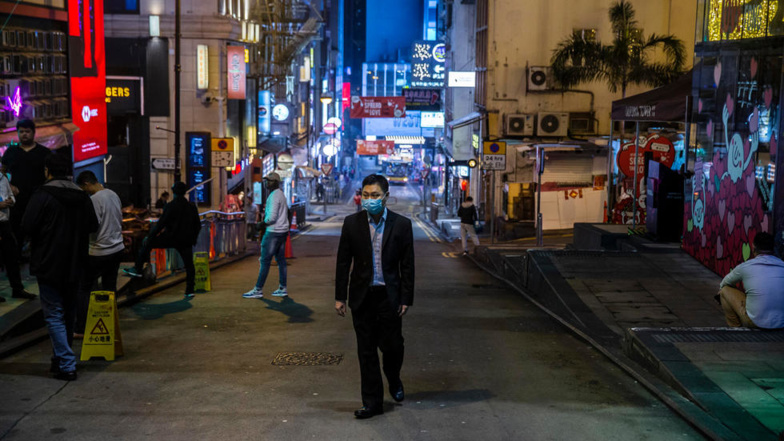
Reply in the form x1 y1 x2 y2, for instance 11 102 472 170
227 46 246 99
69 0 108 163
258 90 271 136
411 40 446 88
186 132 212 206
196 45 209 90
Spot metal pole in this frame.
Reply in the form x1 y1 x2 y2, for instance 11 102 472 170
631 122 640 229
607 119 614 223
490 171 495 244
536 146 543 247
174 0 182 183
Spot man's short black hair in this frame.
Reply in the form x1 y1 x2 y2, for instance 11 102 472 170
75 170 98 186
172 181 188 195
45 152 71 178
754 232 775 253
361 174 389 193
466 196 473 202
161 191 170 198
16 119 35 131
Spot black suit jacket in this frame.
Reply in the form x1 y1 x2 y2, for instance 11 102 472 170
335 209 415 311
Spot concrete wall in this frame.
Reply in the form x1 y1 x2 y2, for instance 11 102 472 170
484 0 696 137
446 0 476 162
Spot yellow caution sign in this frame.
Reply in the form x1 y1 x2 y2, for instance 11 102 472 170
81 291 123 361
194 251 211 292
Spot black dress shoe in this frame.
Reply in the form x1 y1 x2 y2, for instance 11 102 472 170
53 370 77 381
390 382 405 402
12 290 36 300
354 406 383 419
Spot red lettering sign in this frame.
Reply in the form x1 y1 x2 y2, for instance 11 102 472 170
350 96 406 119
356 140 396 155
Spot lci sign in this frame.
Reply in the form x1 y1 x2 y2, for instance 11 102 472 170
186 132 212 206
68 0 108 163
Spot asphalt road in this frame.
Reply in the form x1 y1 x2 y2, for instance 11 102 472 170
0 184 704 440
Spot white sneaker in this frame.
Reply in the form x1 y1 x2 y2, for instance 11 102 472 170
242 288 264 299
271 287 288 297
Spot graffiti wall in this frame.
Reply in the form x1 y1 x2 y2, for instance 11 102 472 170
683 51 779 275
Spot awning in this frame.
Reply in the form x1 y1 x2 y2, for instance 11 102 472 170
0 122 78 150
611 70 693 122
447 111 483 129
385 136 426 145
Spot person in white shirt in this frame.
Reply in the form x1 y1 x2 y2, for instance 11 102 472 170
719 232 784 329
243 172 290 299
0 171 32 301
74 171 125 336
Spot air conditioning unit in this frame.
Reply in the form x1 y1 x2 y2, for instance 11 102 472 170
569 112 595 134
505 114 535 137
537 112 569 137
528 66 553 91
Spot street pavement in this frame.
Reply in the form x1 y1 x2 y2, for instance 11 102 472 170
0 184 703 440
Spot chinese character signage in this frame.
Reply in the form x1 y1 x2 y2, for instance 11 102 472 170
186 132 212 206
227 46 246 99
350 96 406 118
197 45 209 89
69 0 108 163
403 88 442 111
411 40 445 88
357 140 396 156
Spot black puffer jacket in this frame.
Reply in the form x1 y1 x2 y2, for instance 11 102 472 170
457 202 477 225
22 179 99 285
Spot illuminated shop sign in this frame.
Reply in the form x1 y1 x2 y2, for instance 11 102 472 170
421 111 445 128
105 79 141 114
705 0 782 41
4 87 22 117
411 40 445 88
227 46 246 99
69 0 108 163
186 131 212 206
197 45 209 89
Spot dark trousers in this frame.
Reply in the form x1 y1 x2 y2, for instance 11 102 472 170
9 201 27 257
76 251 123 334
0 221 24 293
351 286 404 409
136 238 195 294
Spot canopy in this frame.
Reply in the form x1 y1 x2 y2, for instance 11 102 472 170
610 70 693 122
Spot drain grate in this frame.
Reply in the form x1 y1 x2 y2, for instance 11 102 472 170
272 352 343 366
641 329 784 344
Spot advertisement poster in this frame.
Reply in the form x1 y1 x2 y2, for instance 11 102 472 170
403 88 442 111
258 90 271 135
350 96 406 119
357 140 395 156
69 0 108 163
227 46 246 99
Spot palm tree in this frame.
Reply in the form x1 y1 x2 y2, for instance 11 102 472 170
551 0 686 98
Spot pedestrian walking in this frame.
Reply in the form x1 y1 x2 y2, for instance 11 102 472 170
335 174 415 419
0 119 51 270
353 190 362 212
243 172 289 299
0 170 34 301
154 191 170 210
74 171 125 337
123 182 202 299
718 232 784 329
22 153 99 381
457 196 480 255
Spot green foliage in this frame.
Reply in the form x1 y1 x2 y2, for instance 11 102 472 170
550 0 686 97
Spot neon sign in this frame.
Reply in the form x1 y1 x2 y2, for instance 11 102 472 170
4 87 22 117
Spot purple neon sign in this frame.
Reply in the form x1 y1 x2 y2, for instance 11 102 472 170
4 87 22 117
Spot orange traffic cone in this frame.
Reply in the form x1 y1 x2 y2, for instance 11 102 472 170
285 233 295 259
290 212 299 232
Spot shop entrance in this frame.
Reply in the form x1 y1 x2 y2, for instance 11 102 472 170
105 114 149 207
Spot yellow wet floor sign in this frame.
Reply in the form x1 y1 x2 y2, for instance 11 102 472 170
194 251 211 292
80 291 123 361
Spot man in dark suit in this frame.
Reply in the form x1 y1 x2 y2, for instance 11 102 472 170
335 174 415 419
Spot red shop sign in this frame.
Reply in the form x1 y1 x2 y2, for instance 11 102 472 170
616 135 675 177
349 96 406 119
356 140 396 155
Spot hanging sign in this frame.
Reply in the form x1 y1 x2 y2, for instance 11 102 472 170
227 46 246 99
350 96 406 118
357 140 395 155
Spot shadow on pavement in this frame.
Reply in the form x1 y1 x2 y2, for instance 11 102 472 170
404 389 495 408
131 299 193 320
261 297 314 323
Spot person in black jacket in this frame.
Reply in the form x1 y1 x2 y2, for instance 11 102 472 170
335 174 415 419
22 153 99 381
457 196 480 255
123 182 202 298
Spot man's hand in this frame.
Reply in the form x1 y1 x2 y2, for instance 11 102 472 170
0 200 11 209
10 185 19 197
335 301 347 317
398 305 409 317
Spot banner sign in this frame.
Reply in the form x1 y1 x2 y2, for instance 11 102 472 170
411 40 446 88
616 134 675 177
350 96 406 119
69 0 108 163
403 88 442 111
227 46 246 99
357 140 396 156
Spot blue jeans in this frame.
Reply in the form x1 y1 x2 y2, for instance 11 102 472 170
255 231 287 289
39 281 78 373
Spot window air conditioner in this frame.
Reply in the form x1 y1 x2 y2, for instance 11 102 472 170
537 112 569 137
527 66 553 91
505 114 535 137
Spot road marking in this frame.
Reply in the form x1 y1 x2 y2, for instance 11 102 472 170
413 216 442 243
441 252 460 258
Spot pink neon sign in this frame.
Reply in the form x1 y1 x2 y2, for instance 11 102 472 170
4 87 22 117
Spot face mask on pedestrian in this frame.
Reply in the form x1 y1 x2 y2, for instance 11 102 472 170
361 193 387 215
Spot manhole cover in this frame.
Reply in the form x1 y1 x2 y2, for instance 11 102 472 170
272 352 343 366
